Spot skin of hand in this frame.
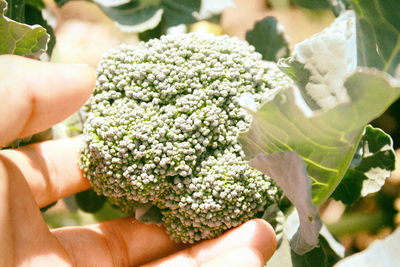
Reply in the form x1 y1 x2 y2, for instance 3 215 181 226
0 55 277 267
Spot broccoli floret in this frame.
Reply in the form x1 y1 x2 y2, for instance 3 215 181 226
80 33 287 243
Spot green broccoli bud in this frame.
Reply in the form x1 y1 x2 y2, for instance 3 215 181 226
80 32 286 243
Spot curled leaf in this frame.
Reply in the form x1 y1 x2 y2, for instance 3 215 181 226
249 151 322 254
332 125 396 204
278 11 356 111
0 0 49 57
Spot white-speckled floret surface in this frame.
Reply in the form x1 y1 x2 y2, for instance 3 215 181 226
80 33 284 243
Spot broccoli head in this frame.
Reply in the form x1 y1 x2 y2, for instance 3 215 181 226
80 33 287 243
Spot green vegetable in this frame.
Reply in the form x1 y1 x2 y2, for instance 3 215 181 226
0 0 49 57
79 33 286 243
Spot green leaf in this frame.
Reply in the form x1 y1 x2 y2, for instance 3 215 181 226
278 11 357 111
99 1 164 32
0 0 49 57
75 188 107 213
160 0 201 27
249 151 322 254
139 0 161 6
267 214 344 267
24 3 55 56
138 21 163 41
245 17 290 62
290 235 342 267
332 125 396 204
350 0 400 76
239 68 400 205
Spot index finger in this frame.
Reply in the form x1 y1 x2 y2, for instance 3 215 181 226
0 55 95 146
0 137 91 207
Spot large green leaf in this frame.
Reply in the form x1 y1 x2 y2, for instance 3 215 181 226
239 68 400 205
3 0 55 56
350 0 400 76
0 0 49 57
332 125 396 204
245 17 290 62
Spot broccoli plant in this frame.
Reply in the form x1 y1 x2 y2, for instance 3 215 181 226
79 1 400 264
79 33 285 243
2 0 400 266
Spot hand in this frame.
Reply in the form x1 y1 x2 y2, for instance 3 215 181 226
0 55 277 267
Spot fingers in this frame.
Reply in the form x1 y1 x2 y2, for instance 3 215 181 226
0 55 95 146
201 247 265 267
52 217 186 267
52 218 276 267
0 154 72 267
143 219 277 267
0 136 90 207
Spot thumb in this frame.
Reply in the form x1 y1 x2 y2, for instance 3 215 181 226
0 55 95 146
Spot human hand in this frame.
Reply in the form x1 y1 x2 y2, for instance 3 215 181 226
0 55 277 267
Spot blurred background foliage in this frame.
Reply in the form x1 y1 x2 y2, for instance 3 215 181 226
3 0 400 258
